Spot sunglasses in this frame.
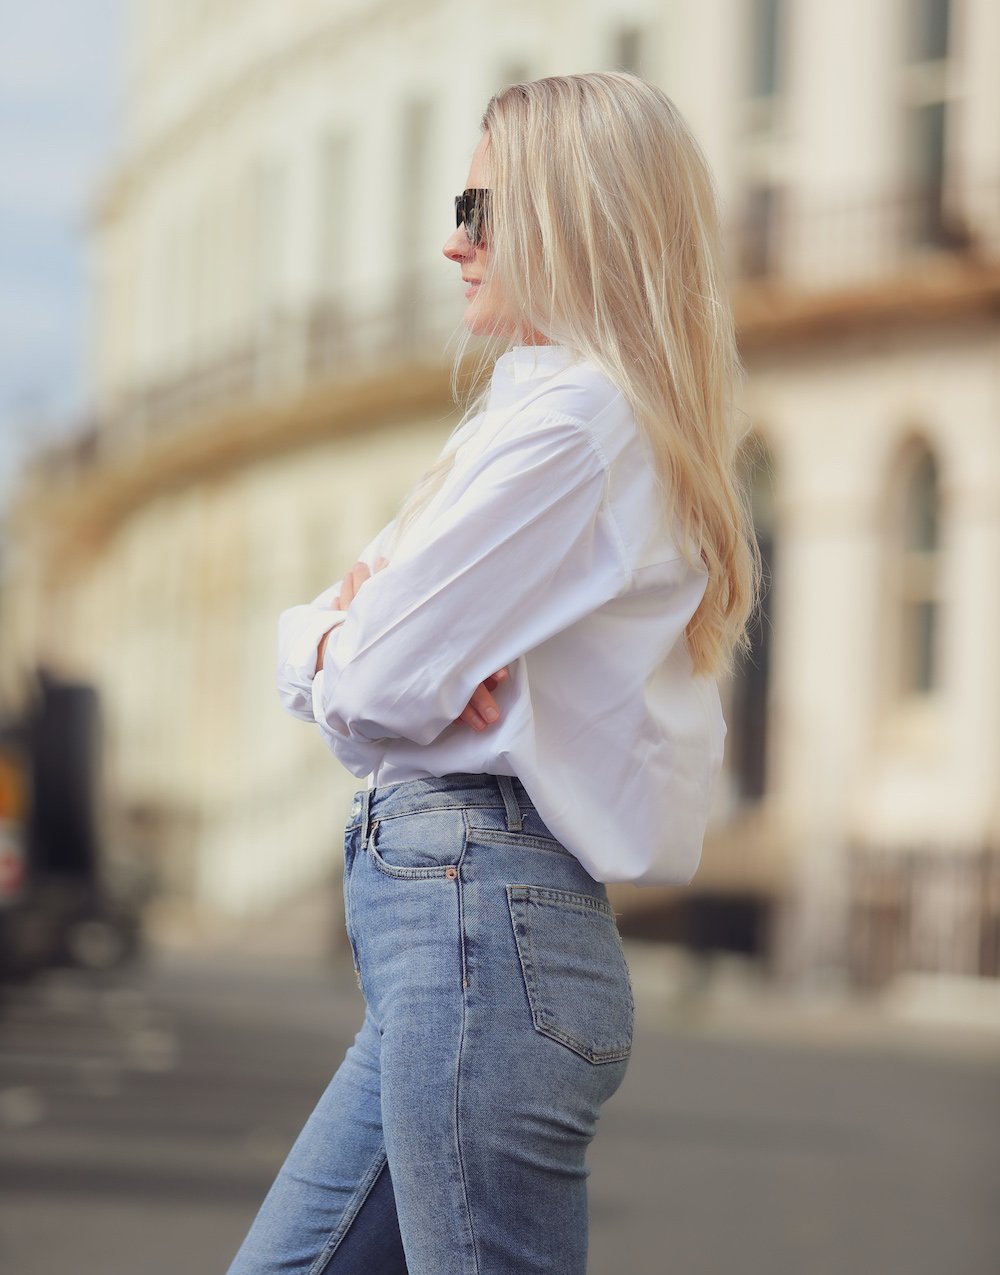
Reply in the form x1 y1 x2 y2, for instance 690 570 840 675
454 187 490 247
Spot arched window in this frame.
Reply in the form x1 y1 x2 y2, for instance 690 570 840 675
728 438 775 803
887 437 942 697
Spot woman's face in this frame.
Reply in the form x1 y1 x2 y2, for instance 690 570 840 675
442 133 548 344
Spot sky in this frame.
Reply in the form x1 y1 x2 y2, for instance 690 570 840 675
0 0 125 510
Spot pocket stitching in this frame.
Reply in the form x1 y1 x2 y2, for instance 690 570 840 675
506 885 633 1065
366 819 461 879
467 826 572 856
343 834 365 993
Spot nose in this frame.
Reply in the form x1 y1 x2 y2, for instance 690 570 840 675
443 224 473 262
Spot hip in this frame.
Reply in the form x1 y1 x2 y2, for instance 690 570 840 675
342 771 634 1068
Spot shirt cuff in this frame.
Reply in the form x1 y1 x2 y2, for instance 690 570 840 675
310 665 327 724
283 608 349 690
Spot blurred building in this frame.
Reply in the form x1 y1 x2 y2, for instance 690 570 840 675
2 0 998 986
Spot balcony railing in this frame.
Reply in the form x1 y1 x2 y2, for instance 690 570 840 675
22 179 1000 489
725 178 1000 289
846 846 1000 988
22 273 466 487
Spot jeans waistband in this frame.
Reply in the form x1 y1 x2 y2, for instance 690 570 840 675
352 772 532 843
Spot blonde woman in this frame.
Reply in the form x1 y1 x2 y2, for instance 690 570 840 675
229 72 761 1275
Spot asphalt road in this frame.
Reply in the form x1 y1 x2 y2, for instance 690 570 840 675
1 947 998 1275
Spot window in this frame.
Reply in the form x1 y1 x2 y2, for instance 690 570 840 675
318 132 351 293
900 0 953 248
909 0 951 62
252 158 287 325
739 184 780 279
396 98 433 343
399 99 433 260
739 0 786 277
887 438 942 698
906 100 947 243
748 0 784 99
728 440 776 803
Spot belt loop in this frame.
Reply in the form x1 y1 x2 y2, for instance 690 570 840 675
497 774 523 832
361 786 374 845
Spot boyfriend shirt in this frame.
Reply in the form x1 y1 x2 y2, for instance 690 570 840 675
276 343 726 885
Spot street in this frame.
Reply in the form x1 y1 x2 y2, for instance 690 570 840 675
1 944 998 1275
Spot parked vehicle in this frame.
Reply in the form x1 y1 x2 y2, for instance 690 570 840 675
0 669 145 983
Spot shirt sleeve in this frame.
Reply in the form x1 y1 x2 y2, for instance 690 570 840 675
310 412 629 776
275 515 398 722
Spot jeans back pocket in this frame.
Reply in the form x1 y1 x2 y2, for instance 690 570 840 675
506 885 634 1065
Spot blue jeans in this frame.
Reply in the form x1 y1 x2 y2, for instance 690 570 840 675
226 772 634 1274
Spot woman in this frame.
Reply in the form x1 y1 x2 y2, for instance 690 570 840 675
229 72 761 1275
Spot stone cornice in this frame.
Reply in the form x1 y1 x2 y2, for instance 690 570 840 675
10 361 457 568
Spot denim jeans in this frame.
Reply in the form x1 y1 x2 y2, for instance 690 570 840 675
226 772 634 1274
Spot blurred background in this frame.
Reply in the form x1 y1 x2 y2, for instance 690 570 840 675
0 1 998 1272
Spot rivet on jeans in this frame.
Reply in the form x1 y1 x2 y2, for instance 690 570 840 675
445 866 458 879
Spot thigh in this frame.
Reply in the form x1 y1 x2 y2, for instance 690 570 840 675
454 865 633 1274
350 808 477 1273
358 808 633 1275
226 1004 408 1275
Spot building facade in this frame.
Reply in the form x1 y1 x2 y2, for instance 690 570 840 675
3 0 999 984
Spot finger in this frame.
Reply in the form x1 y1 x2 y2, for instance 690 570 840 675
374 555 389 571
336 566 354 610
482 667 509 693
457 705 487 731
456 682 501 731
337 562 370 610
468 683 500 724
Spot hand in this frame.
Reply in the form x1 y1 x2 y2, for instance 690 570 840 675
315 554 509 732
315 556 388 673
336 556 389 611
456 666 509 732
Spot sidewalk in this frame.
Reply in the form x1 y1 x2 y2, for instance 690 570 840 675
145 894 1000 1061
623 938 1000 1060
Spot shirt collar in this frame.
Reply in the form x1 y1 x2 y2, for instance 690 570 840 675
487 343 580 409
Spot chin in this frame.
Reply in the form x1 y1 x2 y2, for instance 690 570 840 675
465 306 514 340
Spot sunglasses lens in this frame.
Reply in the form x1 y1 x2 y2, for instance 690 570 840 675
455 191 487 246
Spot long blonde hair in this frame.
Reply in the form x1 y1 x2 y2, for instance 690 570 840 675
387 71 762 681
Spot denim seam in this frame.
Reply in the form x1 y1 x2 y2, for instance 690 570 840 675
453 950 482 1275
309 1145 389 1275
466 826 573 857
366 800 532 822
457 834 470 990
343 836 362 990
521 884 616 917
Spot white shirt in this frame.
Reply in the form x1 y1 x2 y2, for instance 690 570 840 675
276 343 726 886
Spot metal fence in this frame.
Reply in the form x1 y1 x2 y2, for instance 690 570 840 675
724 177 1000 288
845 845 1000 988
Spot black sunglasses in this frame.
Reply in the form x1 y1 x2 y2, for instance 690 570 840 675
454 188 490 247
